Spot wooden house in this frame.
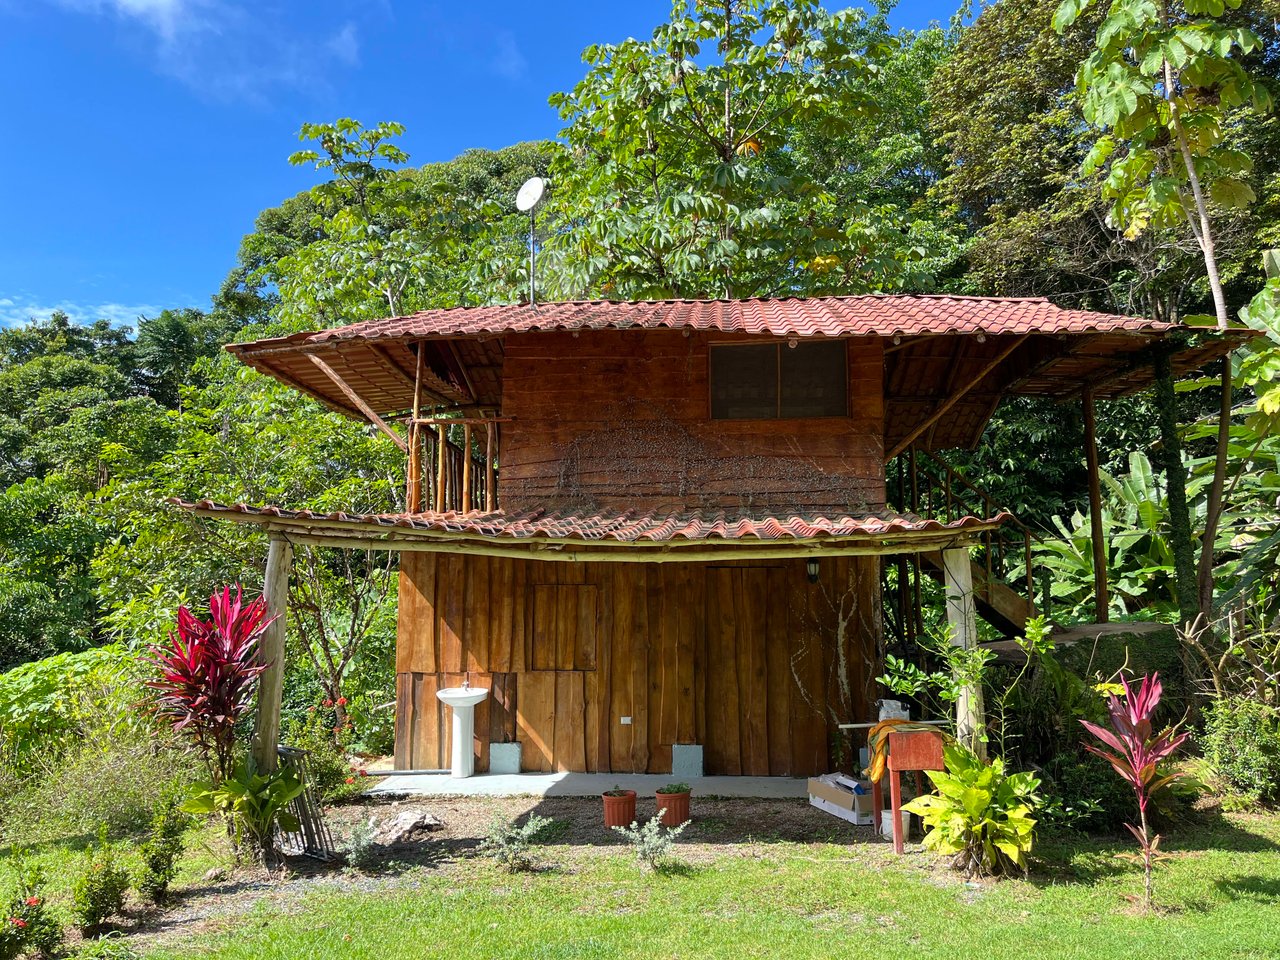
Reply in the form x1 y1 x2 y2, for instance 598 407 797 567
176 296 1246 778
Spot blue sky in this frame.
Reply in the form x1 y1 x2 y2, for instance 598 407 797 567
0 0 957 329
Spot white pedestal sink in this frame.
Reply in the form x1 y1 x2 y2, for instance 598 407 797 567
436 685 490 778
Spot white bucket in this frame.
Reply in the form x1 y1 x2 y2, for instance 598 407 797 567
880 809 910 839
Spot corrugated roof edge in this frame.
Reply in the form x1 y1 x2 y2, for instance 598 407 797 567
224 294 1175 355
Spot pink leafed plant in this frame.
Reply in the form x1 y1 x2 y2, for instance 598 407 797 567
146 586 274 785
1080 672 1189 910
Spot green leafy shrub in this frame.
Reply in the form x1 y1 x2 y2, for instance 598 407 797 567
183 763 303 864
343 690 396 757
341 819 381 873
0 857 62 959
1200 697 1280 804
0 645 145 779
71 827 130 935
281 708 359 804
903 743 1041 878
135 796 190 904
612 814 687 871
1041 751 1136 833
478 815 555 873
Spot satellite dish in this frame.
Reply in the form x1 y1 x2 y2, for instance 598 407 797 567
516 176 546 212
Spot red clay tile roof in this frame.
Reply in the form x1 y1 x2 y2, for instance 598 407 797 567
230 296 1170 353
170 499 1010 545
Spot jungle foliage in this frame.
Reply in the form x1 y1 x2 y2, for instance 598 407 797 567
0 0 1276 820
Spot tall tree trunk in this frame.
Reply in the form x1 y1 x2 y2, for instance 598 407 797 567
1153 348 1200 628
1165 58 1233 620
1197 363 1233 616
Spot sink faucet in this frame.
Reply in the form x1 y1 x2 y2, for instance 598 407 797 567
462 678 470 690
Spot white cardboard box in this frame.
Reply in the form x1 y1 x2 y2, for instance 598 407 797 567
807 774 876 826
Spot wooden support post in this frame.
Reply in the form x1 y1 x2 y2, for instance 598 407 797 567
462 424 473 511
941 546 985 760
252 536 292 774
406 423 422 512
485 424 497 512
1082 387 1109 622
435 424 447 512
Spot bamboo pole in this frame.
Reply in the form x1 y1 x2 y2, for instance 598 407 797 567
435 424 447 512
462 425 473 511
1082 387 1109 622
485 424 497 511
251 536 292 774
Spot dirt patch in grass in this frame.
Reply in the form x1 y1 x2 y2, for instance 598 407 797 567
124 795 889 951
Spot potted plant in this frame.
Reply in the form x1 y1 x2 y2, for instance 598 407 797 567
655 782 691 826
602 785 637 828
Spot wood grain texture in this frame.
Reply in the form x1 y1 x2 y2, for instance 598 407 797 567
393 553 880 775
498 331 886 515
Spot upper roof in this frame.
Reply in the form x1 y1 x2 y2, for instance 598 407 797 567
232 294 1176 348
225 294 1253 452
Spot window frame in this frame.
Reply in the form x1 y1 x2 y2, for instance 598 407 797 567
707 338 850 421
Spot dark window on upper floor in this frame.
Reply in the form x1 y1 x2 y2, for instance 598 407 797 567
709 340 848 419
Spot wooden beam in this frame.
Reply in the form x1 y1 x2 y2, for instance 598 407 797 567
940 546 985 760
1082 387 1109 623
251 536 292 773
885 335 1029 461
307 354 408 452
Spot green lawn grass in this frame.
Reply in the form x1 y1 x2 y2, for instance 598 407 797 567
137 814 1280 960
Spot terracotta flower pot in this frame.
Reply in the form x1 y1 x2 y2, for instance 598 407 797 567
602 789 637 828
655 789 691 827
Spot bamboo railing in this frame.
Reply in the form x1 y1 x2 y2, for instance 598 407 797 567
404 417 505 514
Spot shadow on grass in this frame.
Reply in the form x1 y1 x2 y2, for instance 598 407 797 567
1215 874 1280 904
1029 809 1278 889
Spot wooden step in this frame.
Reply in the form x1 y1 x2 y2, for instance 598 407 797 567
919 551 1036 639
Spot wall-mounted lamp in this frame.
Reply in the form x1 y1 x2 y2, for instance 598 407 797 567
806 558 820 583
787 336 799 349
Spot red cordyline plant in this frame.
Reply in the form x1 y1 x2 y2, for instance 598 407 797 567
1080 672 1189 910
146 586 275 786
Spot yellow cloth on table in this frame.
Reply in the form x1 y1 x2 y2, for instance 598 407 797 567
861 719 950 782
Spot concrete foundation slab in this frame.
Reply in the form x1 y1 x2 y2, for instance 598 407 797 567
365 772 810 799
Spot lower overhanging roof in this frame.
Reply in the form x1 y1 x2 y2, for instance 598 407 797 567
169 499 1010 561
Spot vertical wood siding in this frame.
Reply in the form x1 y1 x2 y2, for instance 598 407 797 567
393 552 881 776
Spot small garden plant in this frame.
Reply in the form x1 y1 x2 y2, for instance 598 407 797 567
1080 672 1188 910
657 783 690 794
478 815 555 873
903 743 1040 878
183 762 303 866
613 813 687 871
134 795 189 904
71 826 130 936
0 857 61 960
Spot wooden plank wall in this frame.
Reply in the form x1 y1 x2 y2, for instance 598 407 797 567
394 552 881 776
497 331 886 515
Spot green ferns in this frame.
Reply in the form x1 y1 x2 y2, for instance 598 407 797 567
903 744 1041 878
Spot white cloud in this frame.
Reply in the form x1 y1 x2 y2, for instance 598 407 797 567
326 21 359 67
0 297 168 330
36 0 362 102
490 30 527 82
